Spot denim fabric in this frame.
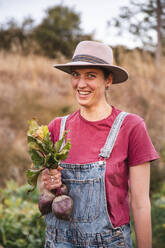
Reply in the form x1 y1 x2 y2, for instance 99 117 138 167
44 112 133 248
99 112 127 158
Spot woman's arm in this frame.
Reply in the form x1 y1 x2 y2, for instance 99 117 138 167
130 162 152 248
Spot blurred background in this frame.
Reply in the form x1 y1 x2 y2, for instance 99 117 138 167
0 0 165 247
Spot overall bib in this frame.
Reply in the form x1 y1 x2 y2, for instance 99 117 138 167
45 112 133 248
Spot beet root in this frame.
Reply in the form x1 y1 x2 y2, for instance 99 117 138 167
38 191 55 215
52 195 73 220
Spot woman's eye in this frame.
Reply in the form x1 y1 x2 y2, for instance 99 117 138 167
71 72 79 77
88 74 95 79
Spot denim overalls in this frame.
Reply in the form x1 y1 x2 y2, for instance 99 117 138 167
45 112 133 248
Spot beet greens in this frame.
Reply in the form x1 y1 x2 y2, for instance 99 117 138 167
26 119 71 192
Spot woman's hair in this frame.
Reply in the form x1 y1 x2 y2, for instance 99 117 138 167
101 68 112 80
100 68 111 102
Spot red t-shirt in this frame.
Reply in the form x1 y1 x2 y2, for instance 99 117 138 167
48 106 159 227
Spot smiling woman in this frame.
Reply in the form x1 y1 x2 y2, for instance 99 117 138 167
39 41 159 248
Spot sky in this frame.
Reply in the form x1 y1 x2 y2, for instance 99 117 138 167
0 0 139 48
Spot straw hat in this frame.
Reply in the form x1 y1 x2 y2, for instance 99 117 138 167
53 40 128 84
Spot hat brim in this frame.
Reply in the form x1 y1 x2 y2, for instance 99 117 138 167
53 61 128 84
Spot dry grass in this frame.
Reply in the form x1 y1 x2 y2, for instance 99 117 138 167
109 50 165 150
0 50 164 186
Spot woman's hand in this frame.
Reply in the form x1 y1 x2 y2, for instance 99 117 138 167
41 167 63 191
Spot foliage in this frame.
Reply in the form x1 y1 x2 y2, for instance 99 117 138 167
0 181 46 248
33 5 92 58
152 196 165 247
150 165 165 195
107 0 165 52
151 182 165 248
0 4 93 58
130 182 165 248
0 17 35 54
27 119 71 191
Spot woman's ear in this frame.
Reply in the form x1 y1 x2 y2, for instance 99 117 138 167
105 74 113 89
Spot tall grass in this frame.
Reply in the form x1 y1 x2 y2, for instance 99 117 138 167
110 49 165 150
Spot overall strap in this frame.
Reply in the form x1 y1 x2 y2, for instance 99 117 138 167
99 111 128 159
59 115 69 150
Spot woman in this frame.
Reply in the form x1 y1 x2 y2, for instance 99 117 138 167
41 41 159 248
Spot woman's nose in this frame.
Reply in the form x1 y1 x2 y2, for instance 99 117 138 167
77 77 86 88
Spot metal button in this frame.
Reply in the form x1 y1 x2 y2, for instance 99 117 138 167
98 160 104 165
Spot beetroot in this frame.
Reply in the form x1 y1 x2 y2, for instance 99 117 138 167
52 195 73 220
38 191 55 215
38 183 73 220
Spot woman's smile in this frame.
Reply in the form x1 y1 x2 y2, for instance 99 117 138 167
77 90 92 97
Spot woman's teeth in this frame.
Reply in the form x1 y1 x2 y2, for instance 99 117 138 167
78 91 90 95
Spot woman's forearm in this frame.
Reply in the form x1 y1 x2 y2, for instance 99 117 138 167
131 200 152 248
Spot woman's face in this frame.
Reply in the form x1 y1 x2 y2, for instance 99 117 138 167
71 67 112 109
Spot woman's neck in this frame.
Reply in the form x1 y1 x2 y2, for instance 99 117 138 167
80 103 112 121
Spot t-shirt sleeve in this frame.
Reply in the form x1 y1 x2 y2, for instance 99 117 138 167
128 120 159 166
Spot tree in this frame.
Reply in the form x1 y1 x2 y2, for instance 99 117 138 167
33 5 93 58
108 0 165 65
0 17 35 53
0 5 93 58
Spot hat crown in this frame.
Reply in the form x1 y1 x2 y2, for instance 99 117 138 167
72 41 113 65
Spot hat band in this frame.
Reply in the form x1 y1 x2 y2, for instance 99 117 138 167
72 54 108 64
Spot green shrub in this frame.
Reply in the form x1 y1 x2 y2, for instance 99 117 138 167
151 185 165 248
0 181 45 248
131 183 165 248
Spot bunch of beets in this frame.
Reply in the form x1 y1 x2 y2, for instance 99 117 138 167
26 119 73 220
